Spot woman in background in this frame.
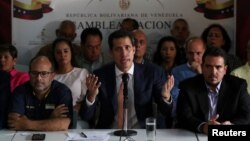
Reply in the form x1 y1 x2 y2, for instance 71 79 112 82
0 44 29 92
152 36 180 128
153 36 181 75
201 23 244 73
52 38 89 128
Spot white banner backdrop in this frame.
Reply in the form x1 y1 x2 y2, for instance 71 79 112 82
12 0 235 65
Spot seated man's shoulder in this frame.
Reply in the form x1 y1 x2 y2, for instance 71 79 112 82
93 62 114 75
51 80 71 92
224 74 247 86
172 63 188 72
179 74 203 87
101 52 113 64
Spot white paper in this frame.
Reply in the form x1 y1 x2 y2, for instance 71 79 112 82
65 131 109 141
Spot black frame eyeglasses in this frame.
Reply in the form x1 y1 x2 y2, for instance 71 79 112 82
29 71 53 78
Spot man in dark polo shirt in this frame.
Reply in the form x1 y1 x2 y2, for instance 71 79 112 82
8 55 73 131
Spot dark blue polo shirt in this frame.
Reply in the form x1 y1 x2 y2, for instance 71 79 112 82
0 70 11 129
10 80 73 127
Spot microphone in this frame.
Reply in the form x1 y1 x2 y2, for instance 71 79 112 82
114 73 137 137
122 73 129 95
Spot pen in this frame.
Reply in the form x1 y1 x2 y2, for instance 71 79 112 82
80 132 87 138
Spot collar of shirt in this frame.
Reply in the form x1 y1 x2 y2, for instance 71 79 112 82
205 80 222 94
115 63 134 77
9 69 17 78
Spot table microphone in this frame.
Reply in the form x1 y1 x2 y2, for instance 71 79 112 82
114 73 137 137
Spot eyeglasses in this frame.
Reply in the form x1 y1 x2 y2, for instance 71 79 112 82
29 71 53 78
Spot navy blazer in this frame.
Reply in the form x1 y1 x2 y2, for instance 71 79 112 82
80 62 172 128
176 74 250 132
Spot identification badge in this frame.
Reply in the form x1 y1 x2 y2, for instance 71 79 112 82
45 104 55 109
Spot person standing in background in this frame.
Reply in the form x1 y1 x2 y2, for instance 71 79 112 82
120 18 139 32
37 20 80 59
171 18 190 64
153 36 181 75
132 29 150 64
201 23 244 73
76 27 111 72
171 37 206 123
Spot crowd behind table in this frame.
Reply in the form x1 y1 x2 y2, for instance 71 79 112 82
0 18 250 137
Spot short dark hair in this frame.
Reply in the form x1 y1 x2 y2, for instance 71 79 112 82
0 44 18 58
201 23 231 53
52 38 78 70
172 18 189 29
80 27 103 44
202 47 227 65
121 18 139 31
108 29 135 50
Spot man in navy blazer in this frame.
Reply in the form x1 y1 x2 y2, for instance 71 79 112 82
176 47 250 134
80 30 174 129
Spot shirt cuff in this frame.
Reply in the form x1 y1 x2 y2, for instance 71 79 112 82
162 96 172 104
197 122 206 133
85 97 95 107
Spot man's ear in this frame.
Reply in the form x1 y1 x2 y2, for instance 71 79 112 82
13 58 17 66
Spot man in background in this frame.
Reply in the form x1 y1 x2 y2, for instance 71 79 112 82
171 37 206 122
76 27 111 72
120 18 139 32
132 29 150 64
37 20 80 59
171 18 190 64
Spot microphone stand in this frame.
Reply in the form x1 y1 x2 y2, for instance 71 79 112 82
114 74 137 137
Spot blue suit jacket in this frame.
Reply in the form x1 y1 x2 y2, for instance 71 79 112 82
80 62 172 128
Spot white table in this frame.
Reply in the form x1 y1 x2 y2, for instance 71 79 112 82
0 130 16 141
1 129 199 141
196 133 208 141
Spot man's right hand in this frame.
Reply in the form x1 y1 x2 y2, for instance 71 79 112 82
190 62 202 74
202 114 220 134
86 74 101 102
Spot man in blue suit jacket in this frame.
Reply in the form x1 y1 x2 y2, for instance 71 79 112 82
80 30 174 129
